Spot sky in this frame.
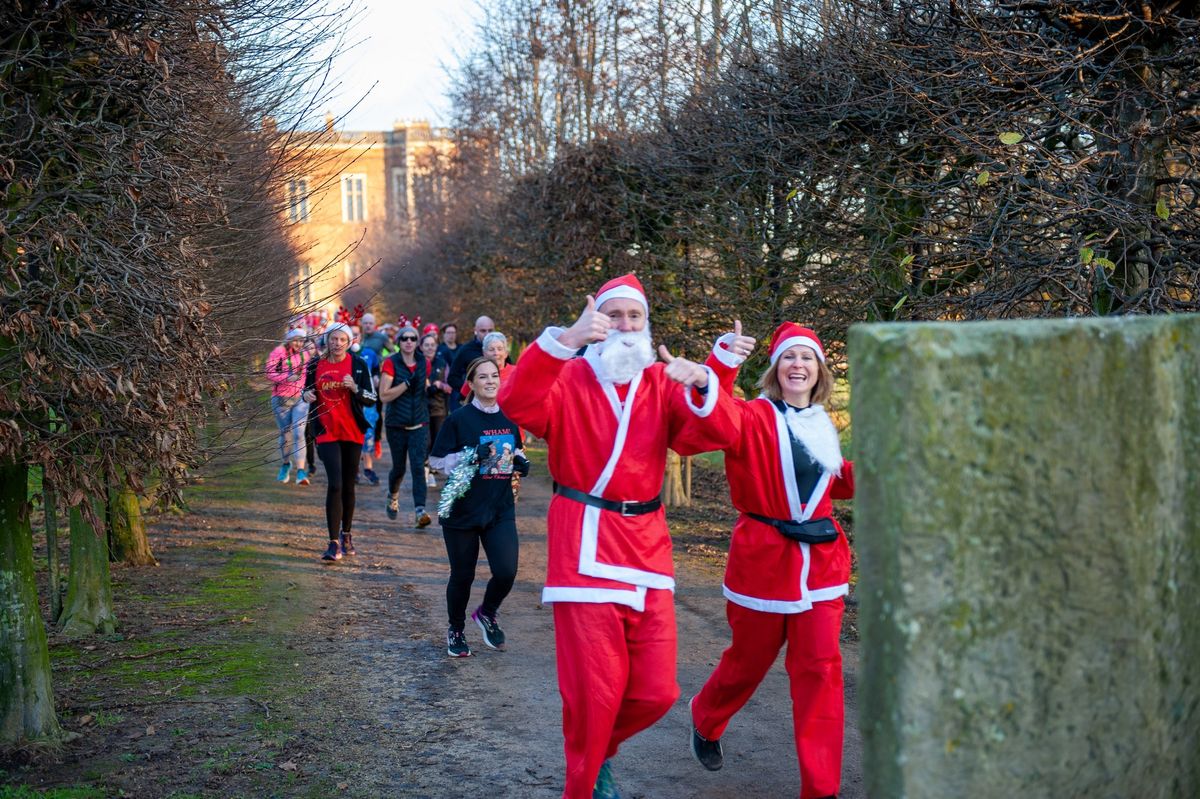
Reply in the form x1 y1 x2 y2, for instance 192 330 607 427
313 0 481 132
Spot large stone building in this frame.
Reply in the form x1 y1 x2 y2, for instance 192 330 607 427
273 115 453 317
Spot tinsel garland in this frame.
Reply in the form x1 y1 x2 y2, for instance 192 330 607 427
437 446 479 518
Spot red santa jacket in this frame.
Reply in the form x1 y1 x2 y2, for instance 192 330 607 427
498 328 740 610
707 336 855 613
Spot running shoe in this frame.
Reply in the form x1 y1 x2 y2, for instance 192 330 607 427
446 628 471 658
689 696 723 771
277 464 291 483
363 468 380 486
593 760 622 799
471 606 506 650
321 540 341 561
386 493 399 520
295 469 309 486
340 532 356 557
690 727 723 771
415 508 432 528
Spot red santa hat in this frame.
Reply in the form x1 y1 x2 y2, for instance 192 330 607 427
768 322 826 365
422 322 439 337
595 273 648 315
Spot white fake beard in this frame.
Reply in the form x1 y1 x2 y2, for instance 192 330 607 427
783 404 844 476
594 328 655 385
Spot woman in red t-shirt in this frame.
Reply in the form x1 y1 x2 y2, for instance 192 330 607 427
302 322 377 561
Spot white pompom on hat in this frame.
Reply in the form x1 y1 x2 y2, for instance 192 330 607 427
595 273 648 315
768 322 826 365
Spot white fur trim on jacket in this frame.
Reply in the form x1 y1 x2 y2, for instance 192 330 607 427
722 582 848 614
711 333 745 369
572 368 677 592
537 326 579 360
684 366 720 418
542 585 649 610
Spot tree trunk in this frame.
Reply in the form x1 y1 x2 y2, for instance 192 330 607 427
662 450 691 508
43 481 62 624
0 460 61 745
59 502 118 639
107 484 155 566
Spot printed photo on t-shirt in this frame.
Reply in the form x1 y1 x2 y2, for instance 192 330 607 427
478 433 516 476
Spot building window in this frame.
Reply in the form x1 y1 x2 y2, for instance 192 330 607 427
343 260 362 284
391 167 408 220
341 173 367 222
287 178 309 223
293 261 313 307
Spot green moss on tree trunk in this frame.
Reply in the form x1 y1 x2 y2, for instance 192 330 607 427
107 484 155 566
0 460 61 745
59 502 118 639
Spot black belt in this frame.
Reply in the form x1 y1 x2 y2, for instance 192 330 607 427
553 484 662 517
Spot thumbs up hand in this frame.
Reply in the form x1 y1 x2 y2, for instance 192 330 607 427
728 319 756 359
658 345 709 389
558 295 612 350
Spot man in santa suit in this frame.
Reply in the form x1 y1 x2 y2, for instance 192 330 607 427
687 322 854 799
497 274 741 799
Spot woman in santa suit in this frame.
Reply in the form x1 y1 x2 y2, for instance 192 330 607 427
689 321 854 799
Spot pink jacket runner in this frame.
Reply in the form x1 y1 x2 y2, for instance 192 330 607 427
265 345 311 399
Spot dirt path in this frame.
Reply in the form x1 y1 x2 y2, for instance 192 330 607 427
11 441 864 798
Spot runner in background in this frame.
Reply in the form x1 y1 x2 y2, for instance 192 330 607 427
302 322 377 561
437 322 459 364
447 315 495 401
430 357 529 657
265 328 311 485
422 330 451 490
380 324 432 528
354 330 383 486
359 312 390 355
457 331 515 399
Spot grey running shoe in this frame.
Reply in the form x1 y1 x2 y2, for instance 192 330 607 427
471 607 506 650
446 628 471 658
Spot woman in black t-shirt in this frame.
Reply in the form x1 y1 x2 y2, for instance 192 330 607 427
430 357 529 658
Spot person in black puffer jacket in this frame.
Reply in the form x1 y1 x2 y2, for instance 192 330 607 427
379 325 431 527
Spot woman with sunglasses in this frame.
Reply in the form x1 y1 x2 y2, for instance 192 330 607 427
380 325 432 527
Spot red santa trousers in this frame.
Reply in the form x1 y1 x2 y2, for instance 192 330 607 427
553 588 679 799
692 599 845 799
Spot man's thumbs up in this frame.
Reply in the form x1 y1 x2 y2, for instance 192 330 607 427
659 345 708 389
557 294 611 349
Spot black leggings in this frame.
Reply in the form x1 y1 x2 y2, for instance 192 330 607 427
385 425 428 508
442 517 518 631
316 440 363 538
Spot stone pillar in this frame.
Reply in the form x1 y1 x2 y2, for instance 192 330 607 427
849 316 1200 799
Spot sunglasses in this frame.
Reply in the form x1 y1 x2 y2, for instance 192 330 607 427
398 335 417 342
